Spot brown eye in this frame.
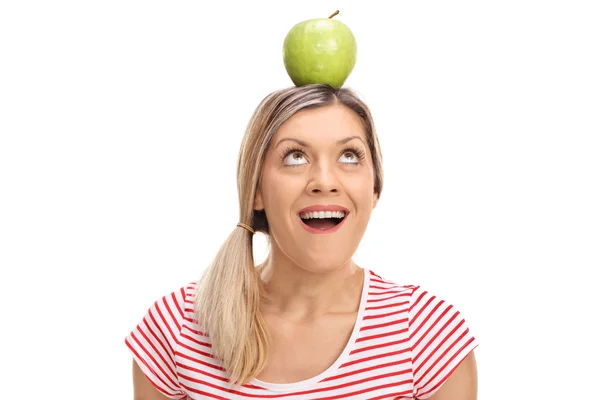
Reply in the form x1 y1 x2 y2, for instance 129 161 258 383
338 145 366 165
284 151 307 166
339 151 358 164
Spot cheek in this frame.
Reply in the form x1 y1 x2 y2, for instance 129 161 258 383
346 172 375 198
261 170 299 212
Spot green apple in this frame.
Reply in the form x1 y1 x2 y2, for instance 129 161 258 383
283 11 357 88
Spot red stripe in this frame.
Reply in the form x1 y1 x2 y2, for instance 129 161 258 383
367 292 411 303
177 337 215 358
369 284 393 290
172 289 185 319
313 380 413 400
356 327 408 342
340 348 410 368
368 289 408 296
182 324 210 337
351 338 410 355
176 350 224 372
363 309 405 320
323 361 411 382
181 331 212 348
180 382 230 399
366 389 413 400
361 317 408 331
177 360 231 383
179 370 260 397
365 300 409 311
163 295 181 332
408 286 424 314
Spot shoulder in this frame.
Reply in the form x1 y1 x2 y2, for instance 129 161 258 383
367 270 469 323
149 281 198 334
126 281 198 344
367 270 423 309
367 270 478 398
368 269 418 293
125 281 198 399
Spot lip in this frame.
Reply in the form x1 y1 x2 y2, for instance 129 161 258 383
297 204 350 235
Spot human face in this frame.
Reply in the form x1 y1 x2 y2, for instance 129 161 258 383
254 104 379 273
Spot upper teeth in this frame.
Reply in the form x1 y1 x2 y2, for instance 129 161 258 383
300 211 346 219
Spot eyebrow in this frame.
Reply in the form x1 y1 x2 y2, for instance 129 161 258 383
275 135 365 149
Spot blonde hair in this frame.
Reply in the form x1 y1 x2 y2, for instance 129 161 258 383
193 84 384 387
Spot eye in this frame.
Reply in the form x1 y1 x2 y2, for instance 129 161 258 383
282 149 308 166
339 150 358 164
338 146 366 165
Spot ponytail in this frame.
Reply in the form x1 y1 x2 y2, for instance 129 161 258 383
193 225 270 387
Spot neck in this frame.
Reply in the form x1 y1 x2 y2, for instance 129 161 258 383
256 253 364 322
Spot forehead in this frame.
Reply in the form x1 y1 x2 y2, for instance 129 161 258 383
272 104 366 145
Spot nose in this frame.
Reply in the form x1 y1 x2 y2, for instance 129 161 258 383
305 159 341 195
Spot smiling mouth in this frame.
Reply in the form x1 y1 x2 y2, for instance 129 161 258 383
298 212 347 231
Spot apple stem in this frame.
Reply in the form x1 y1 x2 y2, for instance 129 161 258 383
328 10 339 19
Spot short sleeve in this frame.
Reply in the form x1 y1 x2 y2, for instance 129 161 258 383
125 286 188 399
408 286 478 399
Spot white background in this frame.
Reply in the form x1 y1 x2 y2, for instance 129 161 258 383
1 0 598 398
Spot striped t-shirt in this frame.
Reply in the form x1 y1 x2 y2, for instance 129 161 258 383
125 268 478 399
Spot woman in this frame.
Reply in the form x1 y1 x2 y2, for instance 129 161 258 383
126 84 479 399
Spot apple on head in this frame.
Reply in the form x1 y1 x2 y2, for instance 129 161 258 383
283 10 357 89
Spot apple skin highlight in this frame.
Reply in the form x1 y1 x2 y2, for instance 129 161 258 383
283 16 357 89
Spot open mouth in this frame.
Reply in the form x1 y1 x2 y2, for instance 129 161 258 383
298 211 348 233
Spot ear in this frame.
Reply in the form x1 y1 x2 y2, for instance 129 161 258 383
372 191 379 210
254 188 264 211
